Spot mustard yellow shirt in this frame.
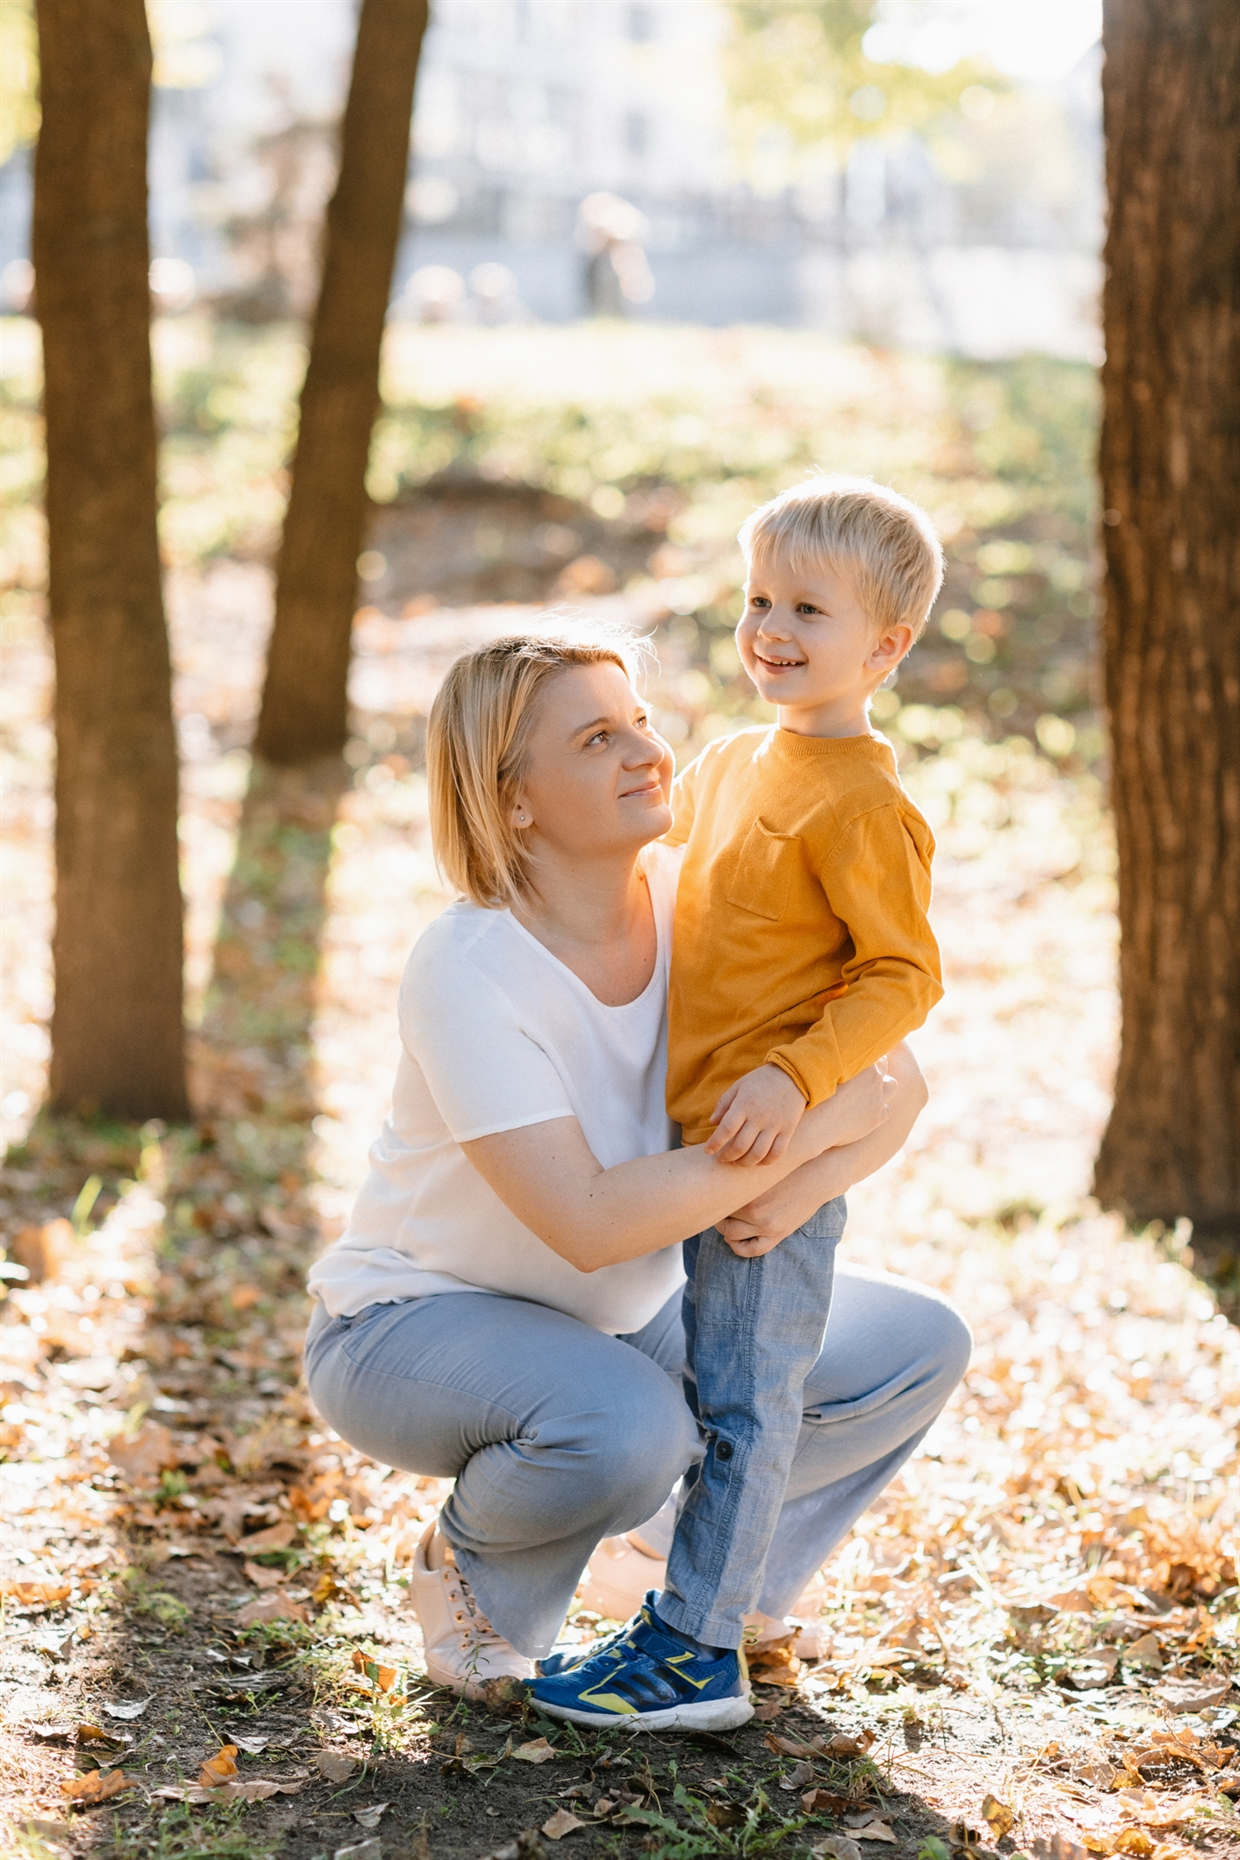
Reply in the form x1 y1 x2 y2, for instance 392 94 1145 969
664 726 942 1144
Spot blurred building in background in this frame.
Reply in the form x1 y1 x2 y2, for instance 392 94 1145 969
0 0 1102 357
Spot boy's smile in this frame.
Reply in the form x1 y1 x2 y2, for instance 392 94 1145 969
737 552 911 737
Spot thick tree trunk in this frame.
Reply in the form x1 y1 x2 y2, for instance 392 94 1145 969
33 0 188 1120
253 0 430 765
1094 0 1240 1255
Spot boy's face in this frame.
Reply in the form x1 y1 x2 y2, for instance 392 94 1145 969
737 550 909 734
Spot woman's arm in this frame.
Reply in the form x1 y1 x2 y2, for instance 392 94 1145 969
460 1064 890 1272
715 1043 927 1257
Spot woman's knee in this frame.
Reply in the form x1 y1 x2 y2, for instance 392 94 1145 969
584 1363 697 1511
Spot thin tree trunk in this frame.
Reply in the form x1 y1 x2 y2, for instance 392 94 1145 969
254 0 430 765
1094 0 1240 1260
33 0 188 1121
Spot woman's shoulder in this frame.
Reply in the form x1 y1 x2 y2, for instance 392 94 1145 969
401 901 518 998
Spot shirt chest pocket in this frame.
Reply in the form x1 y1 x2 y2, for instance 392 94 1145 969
725 818 803 921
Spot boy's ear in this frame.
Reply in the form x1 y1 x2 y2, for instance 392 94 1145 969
867 622 915 676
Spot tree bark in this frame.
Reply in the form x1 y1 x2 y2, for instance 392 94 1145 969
33 0 188 1120
1094 0 1240 1254
253 0 430 765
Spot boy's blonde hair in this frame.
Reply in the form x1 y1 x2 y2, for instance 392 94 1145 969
738 475 944 638
428 629 637 909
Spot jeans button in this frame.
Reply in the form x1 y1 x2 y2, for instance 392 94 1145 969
715 1439 733 1462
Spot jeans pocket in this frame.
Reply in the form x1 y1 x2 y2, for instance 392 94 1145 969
798 1194 847 1242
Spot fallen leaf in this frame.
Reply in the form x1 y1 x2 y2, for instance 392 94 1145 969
1 1580 73 1606
199 1744 240 1787
1155 1680 1233 1713
353 1803 390 1830
753 1698 785 1721
334 1842 382 1860
243 1559 287 1590
982 1794 1016 1839
1124 1634 1163 1671
61 1770 134 1806
766 1731 825 1759
825 1732 876 1758
29 1723 75 1742
848 1820 897 1844
779 1761 816 1790
813 1841 862 1860
513 1736 558 1763
351 1647 398 1691
315 1751 359 1782
228 1733 270 1754
101 1699 150 1720
542 1809 586 1839
109 1422 176 1481
804 1790 851 1815
234 1592 308 1628
1032 1837 1091 1860
77 1723 120 1745
1056 1649 1120 1690
706 1803 747 1828
239 1520 297 1553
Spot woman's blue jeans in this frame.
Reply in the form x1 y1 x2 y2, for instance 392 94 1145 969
304 1265 971 1660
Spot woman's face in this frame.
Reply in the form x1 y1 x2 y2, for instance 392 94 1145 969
512 661 674 866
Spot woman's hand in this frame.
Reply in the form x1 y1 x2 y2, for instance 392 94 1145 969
718 1045 927 1256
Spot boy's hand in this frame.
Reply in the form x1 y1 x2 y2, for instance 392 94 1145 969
703 1063 808 1166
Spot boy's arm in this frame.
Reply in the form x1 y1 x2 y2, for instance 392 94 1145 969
767 804 942 1106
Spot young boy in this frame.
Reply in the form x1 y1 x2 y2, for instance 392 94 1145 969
529 477 944 1729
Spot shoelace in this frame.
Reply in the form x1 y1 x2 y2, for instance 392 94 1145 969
442 1563 504 1654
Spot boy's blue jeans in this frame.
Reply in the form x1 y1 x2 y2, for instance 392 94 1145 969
657 1196 847 1651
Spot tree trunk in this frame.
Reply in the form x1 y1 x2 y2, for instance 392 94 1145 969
33 0 188 1121
1094 0 1240 1258
253 0 430 765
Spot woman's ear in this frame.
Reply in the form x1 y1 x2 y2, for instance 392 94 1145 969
510 799 532 831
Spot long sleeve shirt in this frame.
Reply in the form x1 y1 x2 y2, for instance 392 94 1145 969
664 726 943 1144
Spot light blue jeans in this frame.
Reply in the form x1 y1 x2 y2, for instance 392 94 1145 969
304 1266 970 1660
661 1197 848 1649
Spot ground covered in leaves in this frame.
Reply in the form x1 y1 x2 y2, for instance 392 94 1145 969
1 321 1237 1860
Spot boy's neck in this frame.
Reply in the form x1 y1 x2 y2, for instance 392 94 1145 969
776 691 877 739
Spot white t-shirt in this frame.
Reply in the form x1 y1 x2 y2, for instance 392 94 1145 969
308 843 686 1335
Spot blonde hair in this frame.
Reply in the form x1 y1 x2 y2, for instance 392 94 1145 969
738 475 944 638
428 630 637 908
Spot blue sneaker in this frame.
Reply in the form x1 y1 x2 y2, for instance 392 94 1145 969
527 1593 752 1731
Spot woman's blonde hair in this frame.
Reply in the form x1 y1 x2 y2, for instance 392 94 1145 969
427 629 637 909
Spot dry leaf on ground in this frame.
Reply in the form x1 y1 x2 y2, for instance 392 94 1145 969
315 1751 359 1782
813 1841 863 1860
847 1821 897 1844
61 1770 134 1805
542 1809 586 1839
108 1422 176 1481
234 1592 308 1628
982 1794 1016 1838
512 1737 558 1763
353 1803 389 1829
199 1743 240 1786
1 1580 73 1605
239 1520 297 1552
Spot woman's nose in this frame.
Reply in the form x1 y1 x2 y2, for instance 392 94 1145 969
622 728 663 766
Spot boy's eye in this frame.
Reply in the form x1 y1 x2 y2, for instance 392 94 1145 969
795 602 822 616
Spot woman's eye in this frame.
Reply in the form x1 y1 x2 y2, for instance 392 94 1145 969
586 731 608 747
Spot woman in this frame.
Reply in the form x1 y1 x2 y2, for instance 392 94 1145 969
306 631 970 1714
